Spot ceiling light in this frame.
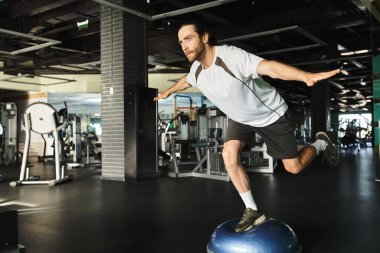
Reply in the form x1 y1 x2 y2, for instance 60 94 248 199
354 49 369 54
340 109 346 112
352 89 360 93
360 79 366 85
351 59 365 69
51 65 83 71
363 108 368 111
340 69 349 76
341 51 354 56
331 98 335 101
341 49 369 56
328 80 344 90
343 62 348 65
337 44 347 51
341 99 348 103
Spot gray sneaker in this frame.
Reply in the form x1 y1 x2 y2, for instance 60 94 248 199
316 131 339 166
234 208 266 232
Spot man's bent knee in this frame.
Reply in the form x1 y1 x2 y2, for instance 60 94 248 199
284 165 302 174
282 159 302 174
222 148 239 167
222 141 241 167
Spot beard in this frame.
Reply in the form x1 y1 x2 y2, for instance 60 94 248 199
186 42 205 63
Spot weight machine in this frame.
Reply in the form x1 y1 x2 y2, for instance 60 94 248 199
0 119 3 182
0 102 20 165
81 131 102 166
245 144 275 173
168 107 230 181
10 102 72 187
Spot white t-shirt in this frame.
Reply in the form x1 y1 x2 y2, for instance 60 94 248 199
186 45 288 127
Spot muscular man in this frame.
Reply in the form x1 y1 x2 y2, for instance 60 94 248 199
154 21 340 232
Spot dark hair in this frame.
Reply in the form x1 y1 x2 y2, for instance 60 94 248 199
179 21 218 46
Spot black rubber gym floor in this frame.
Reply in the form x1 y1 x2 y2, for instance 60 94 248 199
0 148 380 253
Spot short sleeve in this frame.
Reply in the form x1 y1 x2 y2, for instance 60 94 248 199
186 72 196 87
226 46 265 79
186 61 201 87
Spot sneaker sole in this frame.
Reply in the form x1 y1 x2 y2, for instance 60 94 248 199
316 131 333 144
316 132 339 166
242 214 267 232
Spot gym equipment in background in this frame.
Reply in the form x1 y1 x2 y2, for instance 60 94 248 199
245 133 276 173
0 121 3 182
81 131 102 166
167 107 230 181
207 218 301 253
0 102 20 166
10 102 72 187
169 127 229 181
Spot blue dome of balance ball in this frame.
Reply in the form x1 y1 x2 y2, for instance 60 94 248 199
207 218 302 253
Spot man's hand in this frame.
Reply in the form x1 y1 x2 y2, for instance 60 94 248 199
153 75 191 101
153 92 169 101
302 69 340 87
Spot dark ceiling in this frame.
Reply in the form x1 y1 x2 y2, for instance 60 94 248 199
0 0 378 112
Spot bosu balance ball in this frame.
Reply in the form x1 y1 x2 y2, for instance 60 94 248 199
207 218 302 253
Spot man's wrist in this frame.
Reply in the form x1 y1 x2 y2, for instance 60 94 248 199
163 90 171 97
299 72 307 83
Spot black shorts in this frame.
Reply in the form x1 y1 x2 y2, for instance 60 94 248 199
224 112 298 159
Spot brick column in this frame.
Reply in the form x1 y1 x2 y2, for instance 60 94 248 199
100 1 156 181
100 1 125 180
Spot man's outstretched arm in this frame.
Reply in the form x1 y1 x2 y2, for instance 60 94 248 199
153 75 192 101
256 60 340 87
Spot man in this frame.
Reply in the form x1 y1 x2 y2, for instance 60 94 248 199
154 21 340 233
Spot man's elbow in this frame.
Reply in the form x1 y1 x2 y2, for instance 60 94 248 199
257 60 278 79
183 82 192 89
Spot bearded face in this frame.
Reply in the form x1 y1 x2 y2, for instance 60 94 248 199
178 25 207 63
185 40 205 63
